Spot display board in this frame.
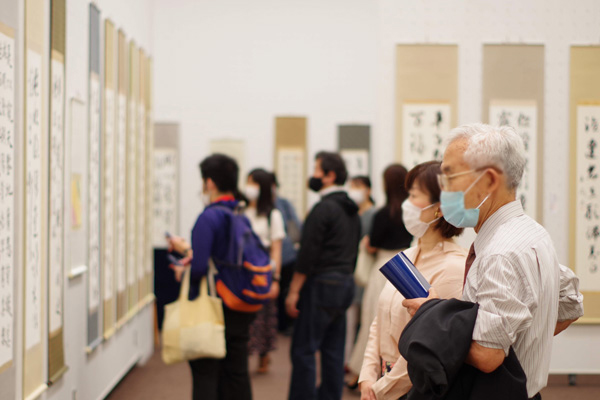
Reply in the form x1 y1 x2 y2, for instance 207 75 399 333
87 3 102 351
0 14 16 399
395 45 458 163
153 124 179 248
569 46 600 323
338 125 370 178
24 0 47 398
126 41 138 316
115 30 128 326
483 45 545 222
48 0 67 383
102 20 116 339
400 102 451 168
274 117 307 216
489 100 539 219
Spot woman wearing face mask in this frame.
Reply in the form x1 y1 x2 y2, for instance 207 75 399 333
244 168 286 374
346 164 412 389
358 161 467 400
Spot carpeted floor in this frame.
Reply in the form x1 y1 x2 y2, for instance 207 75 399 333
107 334 600 400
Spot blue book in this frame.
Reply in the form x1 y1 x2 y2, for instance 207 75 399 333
379 251 431 299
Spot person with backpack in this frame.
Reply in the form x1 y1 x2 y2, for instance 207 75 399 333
167 154 272 400
243 168 286 373
285 151 361 400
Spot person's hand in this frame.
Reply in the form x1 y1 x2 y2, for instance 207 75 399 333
167 234 190 255
286 291 300 318
402 287 439 317
359 381 377 400
169 264 187 282
268 281 280 299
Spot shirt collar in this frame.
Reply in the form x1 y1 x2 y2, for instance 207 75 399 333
319 185 344 198
474 200 524 254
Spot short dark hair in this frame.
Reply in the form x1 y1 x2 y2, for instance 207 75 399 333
383 164 409 224
405 161 464 239
316 151 347 185
199 154 239 193
351 175 372 189
247 168 276 217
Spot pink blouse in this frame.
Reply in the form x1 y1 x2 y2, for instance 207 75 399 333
358 240 467 399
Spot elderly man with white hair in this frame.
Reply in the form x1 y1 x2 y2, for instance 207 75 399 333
403 123 584 399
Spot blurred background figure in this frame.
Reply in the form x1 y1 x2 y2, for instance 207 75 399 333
272 172 303 336
346 164 412 389
345 176 376 366
244 168 286 374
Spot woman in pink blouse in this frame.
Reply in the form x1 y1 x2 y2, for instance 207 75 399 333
358 161 468 400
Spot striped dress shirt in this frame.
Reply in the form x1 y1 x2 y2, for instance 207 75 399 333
463 200 582 397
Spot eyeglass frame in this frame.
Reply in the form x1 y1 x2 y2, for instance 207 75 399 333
436 167 495 191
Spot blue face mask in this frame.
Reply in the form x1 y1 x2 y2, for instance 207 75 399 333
440 172 490 228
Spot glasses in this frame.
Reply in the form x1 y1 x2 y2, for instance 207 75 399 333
437 169 478 191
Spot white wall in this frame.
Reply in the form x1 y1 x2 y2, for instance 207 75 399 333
9 1 156 399
154 0 600 374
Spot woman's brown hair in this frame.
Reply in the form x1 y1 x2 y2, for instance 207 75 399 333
383 164 409 225
405 161 464 239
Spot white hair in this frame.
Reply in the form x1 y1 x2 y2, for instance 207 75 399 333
445 123 526 190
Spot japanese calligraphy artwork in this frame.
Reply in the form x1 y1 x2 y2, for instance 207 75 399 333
153 149 177 247
277 148 305 216
87 3 102 349
341 149 369 178
0 24 15 373
25 48 43 353
126 42 138 313
103 20 117 338
116 30 128 324
489 100 538 219
575 104 600 292
401 102 451 168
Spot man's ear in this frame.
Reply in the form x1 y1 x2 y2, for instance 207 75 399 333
485 168 502 194
205 177 216 192
324 170 337 186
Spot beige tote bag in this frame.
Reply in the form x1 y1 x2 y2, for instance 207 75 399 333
354 241 376 288
162 266 226 364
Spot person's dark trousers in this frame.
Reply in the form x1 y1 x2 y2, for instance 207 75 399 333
277 262 296 332
188 306 256 400
288 272 355 400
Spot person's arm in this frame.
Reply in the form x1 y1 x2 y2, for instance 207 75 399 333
466 255 535 373
269 239 282 298
555 263 584 335
358 316 380 400
285 272 307 318
294 204 328 276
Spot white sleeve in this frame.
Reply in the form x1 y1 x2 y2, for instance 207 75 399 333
557 264 584 321
270 209 286 242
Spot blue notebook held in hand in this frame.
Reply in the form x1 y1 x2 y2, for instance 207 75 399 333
379 252 430 299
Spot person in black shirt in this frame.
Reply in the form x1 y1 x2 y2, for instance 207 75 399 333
286 151 361 400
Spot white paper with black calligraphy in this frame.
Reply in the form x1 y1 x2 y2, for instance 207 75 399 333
575 104 600 292
88 75 101 311
103 88 115 301
153 149 177 247
341 149 369 178
25 49 42 350
0 30 15 366
137 104 146 284
127 99 137 289
277 148 304 215
49 58 64 334
489 100 538 219
116 93 127 293
401 103 451 168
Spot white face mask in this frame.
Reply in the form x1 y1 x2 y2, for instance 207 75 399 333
244 185 260 201
348 188 366 206
402 199 440 238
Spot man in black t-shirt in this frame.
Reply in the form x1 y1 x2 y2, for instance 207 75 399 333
285 151 361 400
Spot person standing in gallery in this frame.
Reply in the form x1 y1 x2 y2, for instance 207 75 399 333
402 124 584 399
359 161 467 400
285 151 361 400
346 164 413 389
243 168 286 374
